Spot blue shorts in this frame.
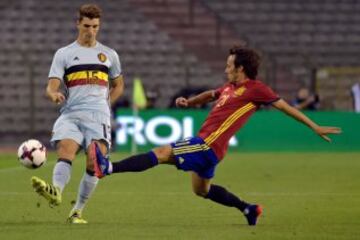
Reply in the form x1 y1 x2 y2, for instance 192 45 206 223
171 137 219 179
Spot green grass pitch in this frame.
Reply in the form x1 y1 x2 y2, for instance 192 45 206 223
0 151 359 240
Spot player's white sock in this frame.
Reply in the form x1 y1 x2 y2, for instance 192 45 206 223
52 161 72 193
108 162 113 174
72 172 99 211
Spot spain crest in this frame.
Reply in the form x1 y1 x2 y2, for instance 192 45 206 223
235 86 246 96
98 53 107 63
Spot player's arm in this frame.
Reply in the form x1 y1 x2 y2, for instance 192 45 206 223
272 99 341 142
46 78 65 105
175 90 216 108
109 75 124 106
47 48 66 105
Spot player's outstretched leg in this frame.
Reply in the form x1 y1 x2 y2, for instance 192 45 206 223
243 204 262 226
93 145 159 178
31 158 72 207
205 184 262 226
192 173 262 226
31 176 62 207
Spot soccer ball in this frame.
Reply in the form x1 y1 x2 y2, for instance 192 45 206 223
17 139 47 169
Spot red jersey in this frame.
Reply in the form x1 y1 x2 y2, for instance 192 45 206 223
198 80 280 160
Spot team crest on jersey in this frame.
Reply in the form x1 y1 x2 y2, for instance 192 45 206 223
98 53 107 63
234 87 246 96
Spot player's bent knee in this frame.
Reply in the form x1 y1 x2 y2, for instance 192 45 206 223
57 147 76 161
86 159 95 172
56 140 79 161
152 145 173 164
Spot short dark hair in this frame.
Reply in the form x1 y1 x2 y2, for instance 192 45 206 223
78 4 102 21
229 45 260 79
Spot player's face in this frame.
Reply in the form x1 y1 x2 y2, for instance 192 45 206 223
77 17 100 44
225 55 241 83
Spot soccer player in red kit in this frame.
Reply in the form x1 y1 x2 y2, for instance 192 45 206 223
92 46 341 226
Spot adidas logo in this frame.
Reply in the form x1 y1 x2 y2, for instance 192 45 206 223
100 164 106 171
73 56 79 61
178 157 185 164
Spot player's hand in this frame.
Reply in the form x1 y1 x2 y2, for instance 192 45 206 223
49 92 65 105
175 97 189 108
314 126 342 142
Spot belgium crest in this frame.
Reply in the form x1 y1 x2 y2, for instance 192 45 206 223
98 53 107 63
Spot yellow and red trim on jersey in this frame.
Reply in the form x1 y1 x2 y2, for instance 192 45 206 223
204 102 256 145
173 144 210 155
65 70 109 87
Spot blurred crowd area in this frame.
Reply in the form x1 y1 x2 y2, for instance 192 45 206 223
1 0 360 145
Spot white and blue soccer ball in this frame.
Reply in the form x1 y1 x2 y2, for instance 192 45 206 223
17 139 47 169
